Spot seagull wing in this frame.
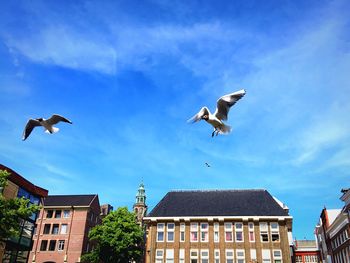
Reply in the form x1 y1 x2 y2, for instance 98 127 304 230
46 114 72 125
187 107 210 123
214 89 246 121
23 119 41 140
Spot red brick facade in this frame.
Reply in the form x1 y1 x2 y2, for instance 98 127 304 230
29 195 101 263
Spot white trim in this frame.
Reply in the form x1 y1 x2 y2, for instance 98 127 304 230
143 216 292 221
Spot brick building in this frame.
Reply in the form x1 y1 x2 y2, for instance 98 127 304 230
29 194 101 263
315 189 350 263
0 164 48 263
143 189 293 263
293 240 320 263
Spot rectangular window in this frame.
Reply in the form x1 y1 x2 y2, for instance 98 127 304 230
43 224 51 234
226 249 234 263
260 223 269 242
179 249 185 263
190 249 198 263
55 210 62 218
215 249 220 263
40 240 48 251
63 210 70 218
248 223 255 242
236 249 245 263
235 223 244 242
225 223 233 242
49 240 56 251
191 223 198 242
270 223 280 242
250 249 257 261
201 223 209 242
60 224 68 234
46 210 53 218
156 249 164 263
52 224 59 234
166 249 174 263
262 249 271 263
58 240 65 251
214 223 220 242
167 223 175 242
180 223 185 242
157 223 165 242
201 249 209 263
273 250 282 263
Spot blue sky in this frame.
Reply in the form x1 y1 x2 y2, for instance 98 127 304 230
0 0 349 239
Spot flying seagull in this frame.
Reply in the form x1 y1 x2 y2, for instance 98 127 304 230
205 162 211 167
22 114 72 141
188 89 246 137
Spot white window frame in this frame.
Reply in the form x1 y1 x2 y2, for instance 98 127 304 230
225 223 233 242
157 223 165 242
226 249 234 263
58 240 65 251
235 223 244 242
191 223 198 242
250 249 257 261
262 249 271 263
214 223 220 242
179 249 185 263
236 249 245 263
201 223 209 242
201 249 209 263
260 222 269 242
273 250 282 263
166 249 174 263
167 223 175 242
190 249 199 263
60 224 68 234
248 223 255 242
156 249 164 263
270 222 280 242
63 210 70 218
215 249 220 263
180 223 185 242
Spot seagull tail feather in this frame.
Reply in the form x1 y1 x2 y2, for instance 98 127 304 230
45 127 59 134
219 124 232 134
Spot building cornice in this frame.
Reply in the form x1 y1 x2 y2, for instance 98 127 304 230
143 215 293 222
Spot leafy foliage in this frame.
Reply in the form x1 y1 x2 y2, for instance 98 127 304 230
0 169 40 240
81 207 144 263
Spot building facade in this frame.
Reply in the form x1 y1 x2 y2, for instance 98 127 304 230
143 189 293 263
29 194 101 263
293 240 320 263
0 164 48 263
315 189 350 263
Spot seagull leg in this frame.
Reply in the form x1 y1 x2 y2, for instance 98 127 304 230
216 130 220 136
212 129 217 137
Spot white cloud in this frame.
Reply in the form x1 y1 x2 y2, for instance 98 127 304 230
4 26 117 74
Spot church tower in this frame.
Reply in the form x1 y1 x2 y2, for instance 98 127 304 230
133 182 147 225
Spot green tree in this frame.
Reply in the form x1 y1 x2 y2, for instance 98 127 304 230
0 169 40 240
81 207 144 263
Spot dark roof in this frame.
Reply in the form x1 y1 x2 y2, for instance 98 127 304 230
44 194 97 207
0 164 48 198
148 190 289 217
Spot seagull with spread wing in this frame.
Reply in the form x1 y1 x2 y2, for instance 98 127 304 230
22 114 72 141
188 89 246 137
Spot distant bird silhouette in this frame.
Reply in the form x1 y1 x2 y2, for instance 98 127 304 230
23 114 72 141
188 89 246 137
205 162 211 167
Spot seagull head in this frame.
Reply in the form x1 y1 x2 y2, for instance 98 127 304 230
202 114 209 121
36 118 44 122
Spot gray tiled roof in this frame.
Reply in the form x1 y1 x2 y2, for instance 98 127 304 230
44 194 97 207
148 190 289 217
